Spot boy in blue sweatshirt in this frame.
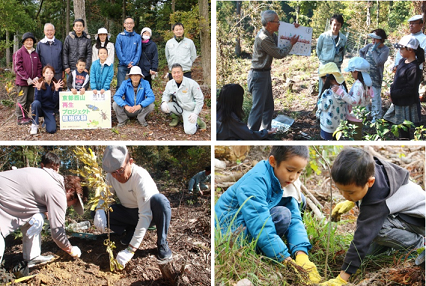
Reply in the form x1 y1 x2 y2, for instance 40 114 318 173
215 146 321 284
321 147 425 285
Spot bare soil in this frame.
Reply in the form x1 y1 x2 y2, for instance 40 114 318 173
0 58 211 141
1 186 211 285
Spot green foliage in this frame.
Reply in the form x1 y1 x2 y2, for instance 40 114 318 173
305 146 342 178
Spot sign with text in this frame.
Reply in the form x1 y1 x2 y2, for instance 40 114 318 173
278 22 313 56
59 90 111 129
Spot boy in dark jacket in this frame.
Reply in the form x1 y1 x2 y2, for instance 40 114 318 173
321 147 425 285
67 58 89 95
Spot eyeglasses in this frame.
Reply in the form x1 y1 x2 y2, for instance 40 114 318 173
112 160 128 175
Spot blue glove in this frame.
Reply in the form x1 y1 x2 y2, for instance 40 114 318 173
372 43 379 52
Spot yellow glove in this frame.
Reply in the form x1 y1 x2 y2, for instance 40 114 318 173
320 275 347 285
331 200 355 222
295 252 322 284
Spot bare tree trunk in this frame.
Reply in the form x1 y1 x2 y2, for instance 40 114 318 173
66 0 70 35
199 0 211 86
235 1 241 56
73 0 88 34
171 0 176 29
122 0 126 24
422 1 426 33
376 0 380 27
366 1 371 28
6 29 10 69
295 2 300 23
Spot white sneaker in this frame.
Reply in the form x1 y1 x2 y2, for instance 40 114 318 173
30 124 38 135
27 255 55 268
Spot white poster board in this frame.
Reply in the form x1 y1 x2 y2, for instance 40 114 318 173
59 90 112 129
278 22 313 56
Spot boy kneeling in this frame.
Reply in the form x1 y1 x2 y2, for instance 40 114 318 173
321 147 425 285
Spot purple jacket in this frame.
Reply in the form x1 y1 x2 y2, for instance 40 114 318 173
14 46 42 86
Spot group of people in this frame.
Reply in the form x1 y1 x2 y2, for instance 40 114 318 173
14 18 206 136
217 11 425 140
215 146 425 285
0 146 173 271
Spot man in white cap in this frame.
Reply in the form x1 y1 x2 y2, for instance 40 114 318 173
113 66 155 127
94 145 172 268
0 170 83 268
161 63 206 134
36 23 63 80
394 14 426 69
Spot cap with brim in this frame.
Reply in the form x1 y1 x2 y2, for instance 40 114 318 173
368 32 381 40
394 35 419 50
102 145 128 173
318 62 345 84
95 27 111 40
408 15 423 22
127 66 145 78
344 57 372 87
22 32 36 44
73 194 84 215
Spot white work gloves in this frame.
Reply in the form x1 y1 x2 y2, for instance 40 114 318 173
27 78 34 85
116 248 134 267
69 246 81 258
94 209 107 232
27 213 46 239
161 102 170 113
188 113 197 124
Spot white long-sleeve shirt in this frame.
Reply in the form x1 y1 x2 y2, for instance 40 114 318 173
165 37 197 71
161 77 204 115
105 164 159 248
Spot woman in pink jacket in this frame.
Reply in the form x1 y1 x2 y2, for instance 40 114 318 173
14 32 42 125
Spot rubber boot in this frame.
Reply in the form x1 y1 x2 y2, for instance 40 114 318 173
169 114 179 127
197 117 206 130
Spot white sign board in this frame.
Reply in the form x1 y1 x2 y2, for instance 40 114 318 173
59 90 112 129
278 22 313 56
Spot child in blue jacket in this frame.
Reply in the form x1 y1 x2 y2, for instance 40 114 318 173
90 47 114 96
215 146 321 284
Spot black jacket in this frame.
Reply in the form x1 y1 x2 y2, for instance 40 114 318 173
390 59 422 106
138 40 158 77
217 110 269 140
341 157 425 274
63 31 92 71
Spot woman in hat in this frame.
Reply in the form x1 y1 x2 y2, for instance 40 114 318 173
316 62 349 140
359 29 390 123
331 57 373 140
383 35 424 139
137 27 158 88
14 32 42 125
92 27 115 66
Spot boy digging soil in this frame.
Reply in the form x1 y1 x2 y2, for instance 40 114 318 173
321 147 425 285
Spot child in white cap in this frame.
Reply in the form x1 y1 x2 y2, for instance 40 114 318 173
331 57 373 140
359 29 390 123
383 35 424 139
316 62 349 140
92 27 115 66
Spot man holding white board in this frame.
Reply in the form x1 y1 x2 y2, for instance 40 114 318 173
247 10 300 132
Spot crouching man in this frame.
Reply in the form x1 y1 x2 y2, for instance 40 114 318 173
161 63 206 134
0 169 83 268
94 145 173 268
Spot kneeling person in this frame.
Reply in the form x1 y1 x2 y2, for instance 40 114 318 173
161 63 206 135
94 146 172 267
113 66 154 127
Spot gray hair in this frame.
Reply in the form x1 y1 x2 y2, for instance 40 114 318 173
44 23 55 30
261 10 277 26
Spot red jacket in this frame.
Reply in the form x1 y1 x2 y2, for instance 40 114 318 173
14 46 42 86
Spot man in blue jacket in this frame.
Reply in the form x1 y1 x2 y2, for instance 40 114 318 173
115 18 142 89
36 23 63 80
113 66 154 127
